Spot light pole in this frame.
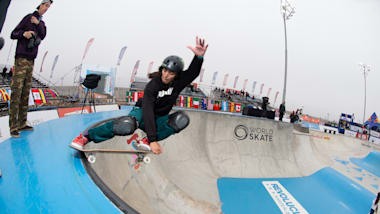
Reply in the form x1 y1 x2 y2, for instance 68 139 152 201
280 0 295 104
358 63 371 124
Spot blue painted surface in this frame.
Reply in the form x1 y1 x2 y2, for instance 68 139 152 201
218 168 374 214
300 121 320 130
351 151 380 178
0 109 132 214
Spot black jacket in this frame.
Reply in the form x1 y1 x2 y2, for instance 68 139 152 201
142 55 203 142
11 11 46 60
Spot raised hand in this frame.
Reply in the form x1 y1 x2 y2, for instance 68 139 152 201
187 36 208 57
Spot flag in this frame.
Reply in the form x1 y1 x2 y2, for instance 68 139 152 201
199 68 205 83
233 76 239 89
39 51 48 73
213 101 220 111
193 97 199 109
368 113 379 123
207 99 213 110
130 60 140 84
186 97 192 108
117 46 127 66
223 74 229 87
82 38 95 63
126 91 133 102
27 89 35 106
32 89 42 104
0 89 8 101
242 79 248 91
252 81 257 94
274 91 279 106
132 92 139 102
201 98 207 110
138 91 144 99
230 102 235 112
267 88 272 97
39 89 47 103
48 89 58 97
179 96 185 107
259 83 264 96
235 103 242 113
147 61 154 76
50 55 59 79
222 101 228 111
211 71 218 85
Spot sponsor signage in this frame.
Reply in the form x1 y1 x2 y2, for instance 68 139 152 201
370 130 380 138
57 107 92 118
234 125 274 143
369 136 380 145
263 181 309 214
344 130 357 138
350 125 362 133
0 110 59 143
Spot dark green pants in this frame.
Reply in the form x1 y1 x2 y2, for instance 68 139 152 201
9 58 34 132
88 107 176 143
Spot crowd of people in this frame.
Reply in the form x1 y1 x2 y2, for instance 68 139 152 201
212 87 255 102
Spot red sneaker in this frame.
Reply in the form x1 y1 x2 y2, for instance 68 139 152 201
126 133 139 145
136 137 151 151
70 134 88 150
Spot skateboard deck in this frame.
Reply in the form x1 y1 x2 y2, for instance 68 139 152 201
69 144 151 154
71 124 152 164
69 144 152 164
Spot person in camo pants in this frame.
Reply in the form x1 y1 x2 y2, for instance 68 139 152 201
8 0 52 138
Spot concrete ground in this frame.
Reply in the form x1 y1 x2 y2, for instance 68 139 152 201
85 109 379 213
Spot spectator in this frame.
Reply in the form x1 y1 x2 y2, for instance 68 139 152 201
369 192 379 214
8 0 52 137
279 102 285 121
2 67 6 78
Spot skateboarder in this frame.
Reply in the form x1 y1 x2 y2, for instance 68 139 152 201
71 36 208 155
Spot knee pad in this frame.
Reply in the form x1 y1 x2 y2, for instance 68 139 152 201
113 116 137 136
168 111 190 133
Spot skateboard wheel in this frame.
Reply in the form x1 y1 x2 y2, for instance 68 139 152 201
143 156 151 164
88 155 96 163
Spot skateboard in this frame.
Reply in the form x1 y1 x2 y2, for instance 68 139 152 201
69 145 152 164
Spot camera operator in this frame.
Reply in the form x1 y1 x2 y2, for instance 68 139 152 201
261 96 269 118
8 0 52 138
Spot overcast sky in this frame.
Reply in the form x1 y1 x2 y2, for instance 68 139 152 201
0 0 379 122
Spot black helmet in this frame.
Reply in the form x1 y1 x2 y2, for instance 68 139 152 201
161 55 184 73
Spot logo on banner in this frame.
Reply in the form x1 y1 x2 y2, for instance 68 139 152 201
262 181 309 214
234 125 274 142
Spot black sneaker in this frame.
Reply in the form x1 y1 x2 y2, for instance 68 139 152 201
19 125 34 131
10 131 20 138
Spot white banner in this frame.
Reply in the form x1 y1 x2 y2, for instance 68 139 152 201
369 136 380 145
320 125 338 134
350 125 363 133
91 104 119 113
345 130 357 138
263 181 309 214
370 130 380 138
0 110 59 143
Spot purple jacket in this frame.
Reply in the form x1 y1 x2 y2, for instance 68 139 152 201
11 11 46 60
